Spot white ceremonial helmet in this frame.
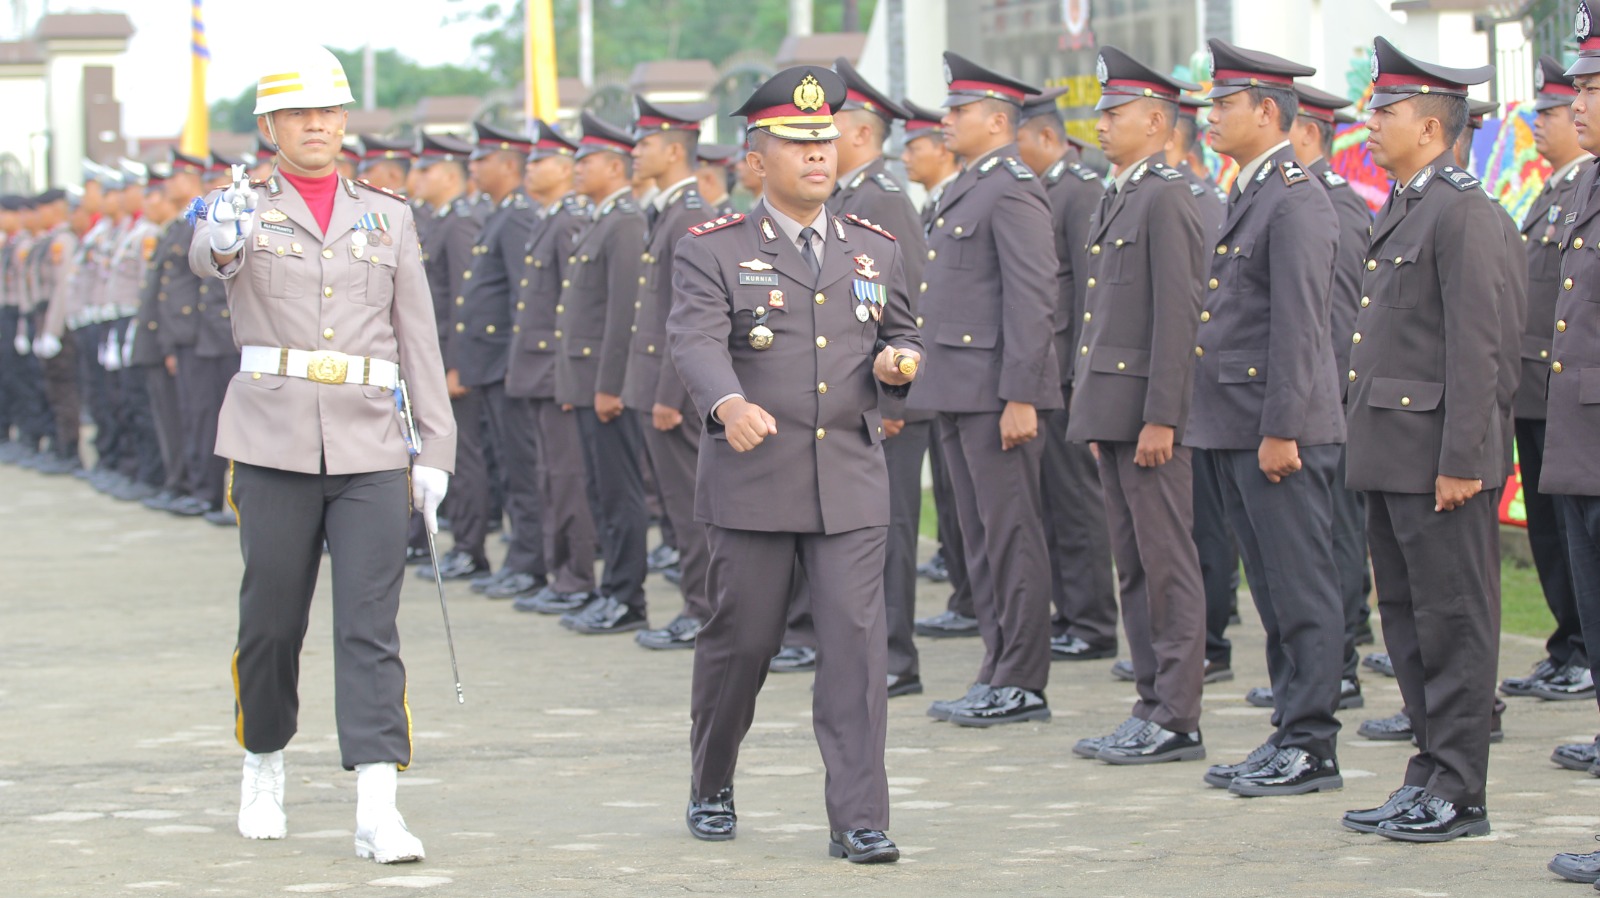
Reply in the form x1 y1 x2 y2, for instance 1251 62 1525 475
252 44 354 116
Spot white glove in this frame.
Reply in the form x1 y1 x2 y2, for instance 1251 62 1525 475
13 332 29 356
411 464 449 535
208 184 259 254
33 333 61 360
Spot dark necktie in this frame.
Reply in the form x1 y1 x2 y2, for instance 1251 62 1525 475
1095 183 1117 227
799 226 821 281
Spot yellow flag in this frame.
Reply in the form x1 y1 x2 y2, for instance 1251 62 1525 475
180 0 209 157
525 0 558 123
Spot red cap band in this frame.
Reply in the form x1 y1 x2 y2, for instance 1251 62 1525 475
948 79 1026 102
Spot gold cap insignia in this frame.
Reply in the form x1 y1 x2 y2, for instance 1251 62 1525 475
794 74 826 113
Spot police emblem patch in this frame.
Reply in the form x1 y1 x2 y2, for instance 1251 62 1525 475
1206 46 1216 80
793 74 826 112
1580 1 1593 42
1096 54 1108 85
1370 48 1380 83
1536 66 1546 91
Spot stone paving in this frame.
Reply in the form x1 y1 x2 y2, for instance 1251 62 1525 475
2 462 1598 898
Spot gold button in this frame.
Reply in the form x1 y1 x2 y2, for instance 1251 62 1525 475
562 279 571 288
456 323 465 332
322 249 333 259
818 382 828 393
918 282 927 293
916 316 924 327
516 302 526 310
520 279 529 288
962 334 973 344
1393 256 1403 264
1090 245 1101 255
456 296 464 305
323 286 333 298
953 226 964 235
1115 239 1125 247
276 246 285 256
1194 346 1204 358
815 292 826 304
1208 278 1218 289
537 340 548 349
1366 260 1377 271
322 328 334 339
816 428 826 439
534 260 543 268
639 276 647 285
181 305 191 314
291 242 302 254
634 301 642 309
1352 333 1361 344
1577 237 1586 249
1543 236 1552 245
928 249 936 260
631 325 638 332
1566 278 1575 290
1541 350 1550 359
525 255 534 264
1200 311 1211 322
1087 277 1096 288
1349 370 1357 382
647 345 655 353
554 330 563 338
462 270 472 279
1247 367 1257 377
1116 361 1126 371
1400 396 1411 407
641 252 650 262
1216 244 1227 255
1558 320 1568 332
1360 296 1370 308
555 304 564 314
1554 361 1565 373
581 254 590 263
1083 312 1091 323
251 372 261 380
582 347 591 356
935 217 945 227
568 256 576 264
816 336 828 348
513 325 520 333
486 325 496 334
1080 345 1088 355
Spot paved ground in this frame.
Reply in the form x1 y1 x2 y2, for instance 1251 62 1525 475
3 463 1599 898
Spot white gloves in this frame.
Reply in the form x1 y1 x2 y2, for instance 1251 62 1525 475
209 182 260 254
411 465 449 535
13 332 29 356
33 333 61 360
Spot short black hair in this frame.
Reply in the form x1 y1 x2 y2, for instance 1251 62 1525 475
1020 111 1067 144
976 97 1017 135
652 128 699 158
1244 86 1298 133
1413 94 1468 147
1174 114 1202 156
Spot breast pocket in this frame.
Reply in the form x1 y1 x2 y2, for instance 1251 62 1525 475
1101 229 1142 285
1371 242 1421 309
356 251 399 308
248 239 307 300
730 289 787 350
944 220 981 270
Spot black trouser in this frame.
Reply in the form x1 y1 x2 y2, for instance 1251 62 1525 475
481 382 546 580
39 326 79 461
932 416 975 618
1 308 51 449
120 364 164 486
412 388 490 564
230 462 413 770
146 363 186 494
1332 448 1370 680
884 419 929 679
1517 417 1585 668
74 324 115 469
575 406 648 611
1040 401 1118 649
1193 447 1241 667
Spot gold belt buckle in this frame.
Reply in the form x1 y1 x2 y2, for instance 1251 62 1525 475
306 350 350 385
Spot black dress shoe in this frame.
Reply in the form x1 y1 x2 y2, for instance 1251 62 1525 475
1203 742 1279 789
1245 686 1274 708
661 564 682 584
635 614 703 649
913 609 979 638
514 587 594 615
1203 660 1234 683
1554 739 1600 772
113 481 159 502
1110 659 1135 681
560 596 648 634
1342 784 1426 833
1532 664 1595 701
1374 793 1489 842
1097 721 1205 765
404 546 429 565
1050 634 1116 661
887 674 923 698
418 550 489 581
485 571 547 598
1073 716 1144 759
1246 679 1362 710
168 496 211 517
647 543 680 573
947 686 1050 727
686 787 735 841
917 549 950 583
769 645 817 672
829 829 898 863
1362 652 1395 678
1549 846 1600 883
1358 710 1413 741
1501 658 1559 697
1353 620 1375 646
203 506 238 527
469 568 513 593
1229 746 1342 796
927 683 993 721
142 490 180 512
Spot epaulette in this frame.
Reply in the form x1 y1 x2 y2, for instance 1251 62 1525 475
512 193 532 210
1320 169 1348 188
844 213 896 241
684 191 704 210
687 213 744 236
453 197 473 216
352 178 406 201
614 196 637 214
978 155 1003 175
250 178 268 189
561 194 589 214
1068 162 1100 182
1568 165 1582 183
1189 182 1207 198
871 171 902 192
1044 160 1066 184
1150 163 1183 181
1279 160 1310 186
1442 167 1480 191
1003 157 1034 180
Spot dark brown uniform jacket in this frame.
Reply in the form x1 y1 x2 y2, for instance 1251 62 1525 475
1042 154 1103 391
622 180 704 413
507 193 589 399
1310 159 1372 383
552 191 646 407
420 195 484 374
454 189 535 388
154 220 203 355
1542 159 1600 496
1518 157 1588 420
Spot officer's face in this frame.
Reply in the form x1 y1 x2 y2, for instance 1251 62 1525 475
1573 76 1600 155
900 134 943 186
1205 92 1264 159
1096 100 1161 167
1365 100 1427 174
632 133 673 181
941 101 992 157
749 135 836 206
263 107 347 175
524 155 572 197
1534 105 1579 161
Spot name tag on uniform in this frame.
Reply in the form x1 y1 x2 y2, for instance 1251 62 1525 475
739 272 779 286
260 222 294 236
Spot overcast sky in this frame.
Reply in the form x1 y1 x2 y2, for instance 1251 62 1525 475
42 0 498 137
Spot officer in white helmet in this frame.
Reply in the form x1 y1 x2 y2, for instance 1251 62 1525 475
187 44 456 864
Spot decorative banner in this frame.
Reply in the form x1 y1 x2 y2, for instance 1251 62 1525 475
1063 0 1091 36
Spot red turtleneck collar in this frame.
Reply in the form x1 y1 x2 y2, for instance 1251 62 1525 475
279 170 339 233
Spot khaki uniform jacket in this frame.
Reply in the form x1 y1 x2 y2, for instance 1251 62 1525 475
1065 154 1205 443
908 145 1061 413
507 193 589 400
154 220 203 354
419 195 483 370
552 192 645 407
188 173 456 476
622 180 704 413
667 202 921 534
1042 154 1104 390
1517 157 1588 420
107 217 160 319
454 189 535 388
1187 144 1343 450
1344 153 1504 494
1540 160 1600 495
37 226 79 338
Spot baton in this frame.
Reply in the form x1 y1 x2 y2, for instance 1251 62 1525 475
399 379 465 704
874 339 918 378
229 164 249 242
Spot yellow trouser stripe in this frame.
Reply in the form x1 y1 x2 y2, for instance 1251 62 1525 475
231 648 244 748
398 684 413 771
225 459 238 521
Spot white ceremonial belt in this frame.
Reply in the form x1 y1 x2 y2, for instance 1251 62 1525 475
239 345 399 389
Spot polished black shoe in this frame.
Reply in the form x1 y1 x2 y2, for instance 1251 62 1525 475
1362 652 1395 678
1050 634 1116 661
141 490 181 512
1110 659 1135 681
1531 664 1595 701
769 645 817 672
913 609 979 638
1341 784 1426 833
469 568 513 593
1073 716 1145 759
927 683 993 721
829 829 899 863
1549 845 1600 883
647 543 680 573
485 570 547 599
1228 746 1342 796
203 506 238 527
1203 660 1234 684
417 549 488 581
1374 793 1489 842
36 454 82 475
1245 686 1274 708
686 787 735 841
1247 679 1361 710
560 596 648 634
112 480 159 503
661 564 682 585
1097 721 1205 765
1203 742 1278 789
514 587 594 615
1554 739 1600 772
887 674 924 698
947 686 1050 728
1501 657 1559 697
404 545 429 565
635 614 703 649
1358 710 1413 741
167 495 211 517
916 549 950 583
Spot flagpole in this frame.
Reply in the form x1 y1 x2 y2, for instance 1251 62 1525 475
181 0 209 157
526 0 558 123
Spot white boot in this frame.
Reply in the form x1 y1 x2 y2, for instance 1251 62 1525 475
354 762 424 863
238 750 287 839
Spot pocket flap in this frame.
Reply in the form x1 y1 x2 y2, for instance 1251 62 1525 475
1521 333 1553 362
1367 377 1443 411
1218 350 1267 384
1223 238 1256 259
863 408 885 444
1581 368 1600 406
935 323 998 349
520 329 556 352
1381 241 1422 267
1087 347 1150 377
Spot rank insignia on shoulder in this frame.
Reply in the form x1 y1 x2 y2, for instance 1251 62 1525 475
979 155 1002 174
1568 166 1583 183
844 213 896 240
1153 165 1182 181
760 217 777 242
1442 167 1480 191
1070 163 1101 182
1003 157 1035 180
1045 160 1066 183
872 171 902 192
849 170 867 189
687 213 744 237
1280 161 1309 186
833 217 847 240
684 193 704 210
1321 169 1348 188
1190 182 1207 197
1130 162 1149 183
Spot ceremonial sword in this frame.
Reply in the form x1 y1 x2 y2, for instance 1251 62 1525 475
399 379 465 704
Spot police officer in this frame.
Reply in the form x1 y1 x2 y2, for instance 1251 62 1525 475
912 53 1060 727
670 63 919 863
126 169 181 504
144 151 208 513
1064 47 1207 765
3 197 52 464
193 158 246 526
30 188 83 475
1337 37 1501 843
103 166 165 500
695 144 740 218
189 45 454 863
356 135 413 194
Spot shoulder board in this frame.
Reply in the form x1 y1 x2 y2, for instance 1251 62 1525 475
844 213 896 241
1044 160 1067 184
512 193 532 209
1320 169 1348 188
616 196 638 214
249 178 269 189
1279 161 1310 186
453 197 473 215
1442 167 1480 191
1068 162 1099 182
687 213 744 237
1003 157 1034 180
871 171 902 192
684 191 704 210
1189 182 1207 197
1568 166 1582 183
561 194 589 214
978 155 1003 174
352 178 406 201
1150 163 1183 181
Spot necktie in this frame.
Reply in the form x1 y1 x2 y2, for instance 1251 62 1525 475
1095 183 1117 227
799 226 821 281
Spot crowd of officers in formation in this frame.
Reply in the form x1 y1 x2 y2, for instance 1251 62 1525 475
19 5 1600 875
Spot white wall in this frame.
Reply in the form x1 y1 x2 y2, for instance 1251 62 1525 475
44 41 128 187
0 69 47 190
